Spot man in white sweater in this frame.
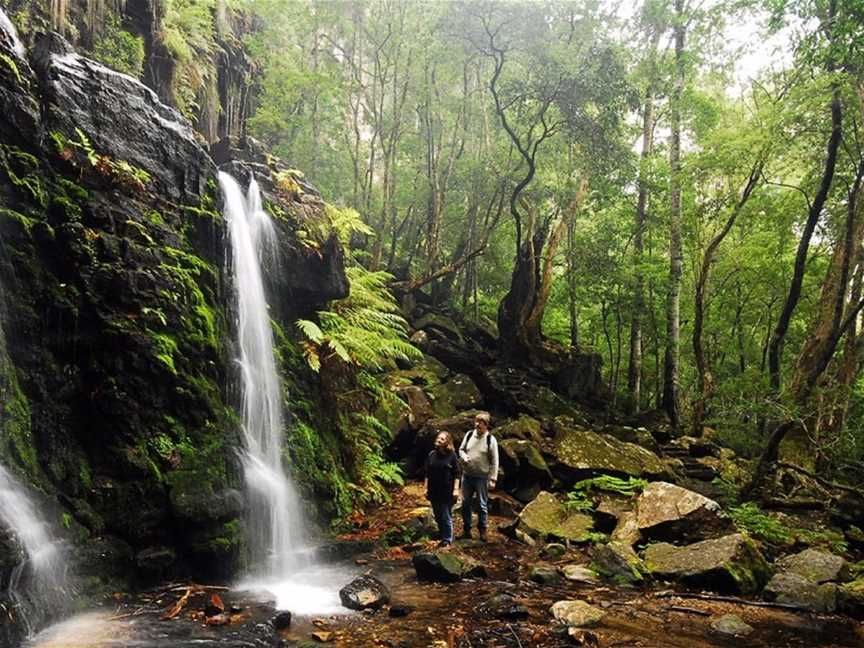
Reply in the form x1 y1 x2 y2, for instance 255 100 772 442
458 411 499 541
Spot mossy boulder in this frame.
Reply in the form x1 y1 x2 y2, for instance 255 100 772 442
550 600 606 628
763 573 837 612
426 373 482 418
516 491 594 543
412 551 486 582
774 548 850 584
497 415 544 443
642 533 770 594
393 354 450 387
551 418 668 481
592 541 645 585
838 578 864 618
499 438 552 496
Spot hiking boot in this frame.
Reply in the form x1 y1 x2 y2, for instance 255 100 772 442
437 540 451 548
478 529 488 542
458 530 472 540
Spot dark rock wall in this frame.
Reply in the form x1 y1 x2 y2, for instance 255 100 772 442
0 8 347 610
7 0 257 143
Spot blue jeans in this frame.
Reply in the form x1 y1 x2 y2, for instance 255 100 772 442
431 499 453 543
461 475 489 532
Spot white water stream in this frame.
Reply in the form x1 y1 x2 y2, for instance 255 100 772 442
219 172 349 616
0 462 69 638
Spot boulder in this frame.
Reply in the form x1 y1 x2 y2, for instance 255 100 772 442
488 492 522 518
135 546 176 575
774 548 850 584
529 563 560 585
496 415 544 443
271 611 292 630
591 542 644 585
426 373 482 417
498 439 552 499
339 575 390 611
394 354 449 387
837 578 864 618
541 543 567 560
642 534 770 594
480 593 530 621
561 564 600 585
516 491 594 543
763 573 837 612
710 614 753 637
396 385 435 431
550 600 606 628
610 511 641 546
412 551 486 583
551 419 668 480
635 482 734 543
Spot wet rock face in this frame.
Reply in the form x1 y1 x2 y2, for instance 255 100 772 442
0 14 39 147
642 533 769 594
32 32 215 204
635 482 734 543
339 575 390 611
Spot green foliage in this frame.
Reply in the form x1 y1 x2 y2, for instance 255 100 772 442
573 475 649 496
0 53 21 83
296 266 420 372
54 129 151 191
159 0 217 118
728 502 792 545
91 14 145 78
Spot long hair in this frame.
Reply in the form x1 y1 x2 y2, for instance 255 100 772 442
436 431 456 454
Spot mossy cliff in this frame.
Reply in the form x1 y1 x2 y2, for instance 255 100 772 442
0 13 348 594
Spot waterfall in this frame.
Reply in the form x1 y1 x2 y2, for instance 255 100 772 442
219 171 308 577
0 463 69 638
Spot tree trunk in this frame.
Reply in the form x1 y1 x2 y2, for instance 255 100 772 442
662 0 685 430
627 29 661 415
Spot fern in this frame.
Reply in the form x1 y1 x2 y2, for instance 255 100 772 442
295 266 421 372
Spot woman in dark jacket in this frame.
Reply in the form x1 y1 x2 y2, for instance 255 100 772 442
425 431 460 547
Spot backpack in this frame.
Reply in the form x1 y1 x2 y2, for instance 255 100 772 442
461 429 492 453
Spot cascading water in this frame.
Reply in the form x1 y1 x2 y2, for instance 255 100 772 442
219 172 349 615
0 462 70 638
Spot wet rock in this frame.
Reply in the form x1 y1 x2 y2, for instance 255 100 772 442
271 611 292 630
541 542 567 559
775 548 850 584
388 604 413 617
339 575 390 610
514 528 537 546
481 593 530 621
551 419 668 480
412 551 486 582
710 614 753 636
642 533 769 594
591 541 644 585
561 564 600 584
529 563 560 585
838 578 864 618
426 373 483 418
516 491 594 543
0 9 39 147
763 573 837 612
550 599 606 628
397 386 435 431
635 482 734 543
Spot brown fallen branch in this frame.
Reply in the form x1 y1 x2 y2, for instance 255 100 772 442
654 591 808 611
160 588 192 620
391 244 487 293
663 605 712 616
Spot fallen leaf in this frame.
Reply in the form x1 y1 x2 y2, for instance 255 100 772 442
161 588 192 621
210 593 225 612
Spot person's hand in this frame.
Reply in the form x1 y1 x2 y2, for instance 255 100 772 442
489 479 496 490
